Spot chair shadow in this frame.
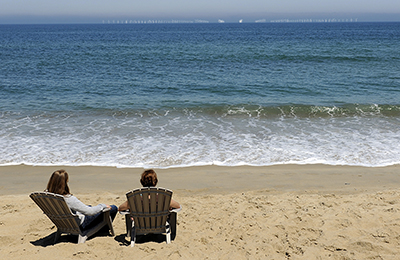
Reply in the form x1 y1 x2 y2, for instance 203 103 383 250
30 228 114 247
114 233 175 247
30 232 76 247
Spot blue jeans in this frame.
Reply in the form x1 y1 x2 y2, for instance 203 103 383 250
81 205 117 230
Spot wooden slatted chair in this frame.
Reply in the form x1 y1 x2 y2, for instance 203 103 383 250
30 191 114 244
124 187 181 247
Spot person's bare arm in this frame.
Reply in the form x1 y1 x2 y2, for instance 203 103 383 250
170 198 180 210
118 200 129 211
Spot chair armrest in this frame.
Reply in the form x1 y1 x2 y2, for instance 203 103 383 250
102 207 111 212
119 210 130 215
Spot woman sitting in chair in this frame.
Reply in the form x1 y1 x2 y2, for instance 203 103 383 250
46 169 118 230
118 169 180 211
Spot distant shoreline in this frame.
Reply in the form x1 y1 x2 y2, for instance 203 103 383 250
2 20 400 26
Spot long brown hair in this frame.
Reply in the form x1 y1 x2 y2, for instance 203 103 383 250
46 169 70 195
140 169 158 187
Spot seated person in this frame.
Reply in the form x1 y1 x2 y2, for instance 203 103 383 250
46 169 118 231
118 169 180 211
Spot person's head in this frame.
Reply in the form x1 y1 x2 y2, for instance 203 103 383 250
140 169 158 187
46 169 70 195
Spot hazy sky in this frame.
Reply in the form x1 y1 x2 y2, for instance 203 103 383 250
1 0 400 23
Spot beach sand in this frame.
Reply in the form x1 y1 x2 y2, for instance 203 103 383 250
1 164 400 259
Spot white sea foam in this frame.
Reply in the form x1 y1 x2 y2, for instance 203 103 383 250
1 111 399 168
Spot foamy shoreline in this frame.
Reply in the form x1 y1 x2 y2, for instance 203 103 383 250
1 164 400 259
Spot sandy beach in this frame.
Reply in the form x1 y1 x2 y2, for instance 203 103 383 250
1 164 400 259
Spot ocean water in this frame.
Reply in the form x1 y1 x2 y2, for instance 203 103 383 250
1 22 400 168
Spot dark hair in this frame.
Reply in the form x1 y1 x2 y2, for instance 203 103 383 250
46 169 70 195
140 169 158 187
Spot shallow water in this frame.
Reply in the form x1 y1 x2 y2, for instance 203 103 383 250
1 23 400 167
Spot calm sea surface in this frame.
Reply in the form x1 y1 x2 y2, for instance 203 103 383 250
1 22 400 168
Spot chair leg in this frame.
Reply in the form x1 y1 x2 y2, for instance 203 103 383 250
125 215 132 239
106 215 115 236
54 230 61 244
130 225 136 247
102 209 115 236
166 221 171 244
78 234 87 244
169 212 177 240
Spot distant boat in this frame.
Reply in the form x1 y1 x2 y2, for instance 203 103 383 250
239 19 243 23
218 19 225 23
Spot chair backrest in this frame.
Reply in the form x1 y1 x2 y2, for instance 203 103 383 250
30 192 81 234
126 187 172 234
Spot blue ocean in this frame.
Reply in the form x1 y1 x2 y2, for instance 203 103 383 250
1 22 399 168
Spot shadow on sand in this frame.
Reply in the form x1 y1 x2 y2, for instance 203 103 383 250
30 228 114 247
114 232 176 247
